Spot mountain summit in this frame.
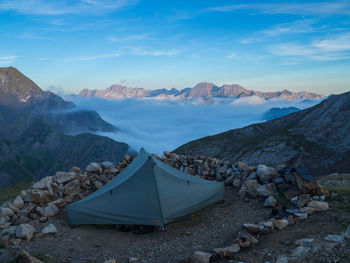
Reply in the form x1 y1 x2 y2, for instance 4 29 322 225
79 82 324 100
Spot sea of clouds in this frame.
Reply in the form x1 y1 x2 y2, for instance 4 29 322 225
69 96 321 155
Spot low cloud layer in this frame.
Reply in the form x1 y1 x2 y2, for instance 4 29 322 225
70 97 320 154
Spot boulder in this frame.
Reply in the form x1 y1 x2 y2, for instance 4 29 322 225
0 207 14 217
192 251 211 263
30 190 50 204
15 224 36 241
243 223 264 234
101 161 114 169
86 163 102 173
256 183 277 197
40 205 59 217
54 171 76 184
257 165 275 183
213 243 240 258
40 224 57 236
307 201 329 211
264 196 277 208
12 195 24 210
32 176 53 190
274 219 288 230
64 180 80 196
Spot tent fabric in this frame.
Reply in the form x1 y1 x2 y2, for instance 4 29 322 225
66 148 225 225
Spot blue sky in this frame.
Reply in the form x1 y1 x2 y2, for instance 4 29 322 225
0 0 349 95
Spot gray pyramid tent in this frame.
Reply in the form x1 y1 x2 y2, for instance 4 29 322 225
66 148 225 226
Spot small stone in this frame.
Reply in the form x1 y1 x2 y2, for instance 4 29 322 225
93 181 103 189
307 201 329 211
0 207 14 217
294 213 308 220
32 176 53 190
192 251 211 263
291 246 310 257
64 179 80 196
257 165 275 183
40 204 59 217
300 207 316 215
295 238 315 246
104 260 116 263
287 215 295 225
15 224 36 241
101 161 114 168
86 163 102 173
39 217 48 223
40 224 57 236
213 243 240 258
256 183 277 197
54 171 76 184
12 195 24 210
297 194 311 208
238 236 250 248
243 223 264 234
274 219 288 230
264 196 277 208
232 178 242 189
324 234 344 242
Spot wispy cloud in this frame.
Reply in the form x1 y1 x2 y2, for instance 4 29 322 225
269 32 350 61
130 48 182 56
108 33 152 43
65 53 121 61
203 2 350 16
0 0 138 15
0 56 17 65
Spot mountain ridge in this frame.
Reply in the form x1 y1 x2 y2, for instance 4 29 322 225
79 82 324 100
174 91 350 175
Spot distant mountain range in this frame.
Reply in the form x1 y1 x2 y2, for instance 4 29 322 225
0 67 131 188
175 92 350 175
79 82 324 100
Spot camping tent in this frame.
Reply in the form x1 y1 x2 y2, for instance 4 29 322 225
66 148 225 225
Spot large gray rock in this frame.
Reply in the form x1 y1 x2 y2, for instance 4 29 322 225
30 190 50 204
86 163 102 173
192 251 211 263
54 172 76 184
257 165 275 183
307 201 329 211
32 176 53 190
12 195 24 210
15 224 36 241
39 205 59 217
0 207 14 217
256 183 277 197
64 180 80 196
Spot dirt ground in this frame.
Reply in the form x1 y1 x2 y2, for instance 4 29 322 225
19 188 350 263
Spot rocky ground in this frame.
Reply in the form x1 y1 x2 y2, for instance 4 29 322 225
1 152 350 263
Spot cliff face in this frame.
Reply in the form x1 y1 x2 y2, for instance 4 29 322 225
174 92 350 175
